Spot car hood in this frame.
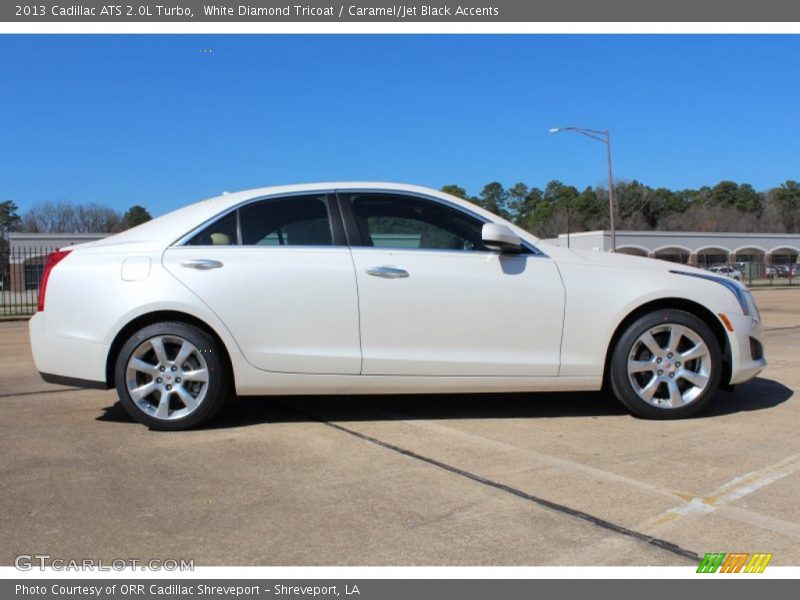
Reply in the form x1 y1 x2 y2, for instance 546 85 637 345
539 243 708 276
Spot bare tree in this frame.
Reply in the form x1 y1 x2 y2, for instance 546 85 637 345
22 201 121 233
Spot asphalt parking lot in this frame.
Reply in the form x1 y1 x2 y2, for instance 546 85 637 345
1 289 798 567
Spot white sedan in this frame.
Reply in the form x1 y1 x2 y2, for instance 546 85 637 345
708 265 743 281
29 183 766 430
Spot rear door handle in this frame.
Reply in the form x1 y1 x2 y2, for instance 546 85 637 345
180 259 224 270
366 266 409 279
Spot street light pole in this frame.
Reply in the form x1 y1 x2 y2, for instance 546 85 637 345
605 130 617 253
549 126 617 252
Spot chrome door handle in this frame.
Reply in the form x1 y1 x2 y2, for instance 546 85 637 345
180 259 223 270
366 266 409 279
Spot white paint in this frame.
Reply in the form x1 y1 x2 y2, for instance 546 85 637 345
646 453 800 527
120 256 151 282
29 182 765 405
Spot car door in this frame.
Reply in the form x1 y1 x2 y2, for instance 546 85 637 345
340 191 565 377
163 192 362 375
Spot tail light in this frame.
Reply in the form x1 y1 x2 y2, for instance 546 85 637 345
37 249 72 312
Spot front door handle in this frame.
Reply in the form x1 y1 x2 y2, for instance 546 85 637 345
366 266 409 279
180 259 224 270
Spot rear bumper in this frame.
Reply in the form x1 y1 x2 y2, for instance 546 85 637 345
29 312 110 387
726 312 767 385
39 372 110 390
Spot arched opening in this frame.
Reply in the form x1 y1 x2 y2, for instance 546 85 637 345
616 246 649 257
653 246 690 264
733 247 766 281
769 246 800 278
695 246 730 269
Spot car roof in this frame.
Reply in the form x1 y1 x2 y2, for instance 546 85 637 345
84 182 539 250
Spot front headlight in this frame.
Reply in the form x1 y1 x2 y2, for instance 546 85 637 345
744 290 761 321
670 270 752 316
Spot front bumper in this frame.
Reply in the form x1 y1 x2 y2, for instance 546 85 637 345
725 312 767 385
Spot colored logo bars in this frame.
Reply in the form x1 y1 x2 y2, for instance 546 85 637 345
697 552 773 573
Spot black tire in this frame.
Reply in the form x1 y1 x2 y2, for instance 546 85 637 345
114 321 230 430
609 309 722 419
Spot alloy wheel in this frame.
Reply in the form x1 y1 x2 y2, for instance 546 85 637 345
125 335 210 421
626 323 711 409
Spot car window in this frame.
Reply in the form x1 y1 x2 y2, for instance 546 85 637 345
240 195 333 246
186 195 335 247
185 211 238 246
345 193 488 251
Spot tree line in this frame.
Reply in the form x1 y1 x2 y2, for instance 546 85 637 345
0 200 152 243
2 179 799 246
442 179 800 239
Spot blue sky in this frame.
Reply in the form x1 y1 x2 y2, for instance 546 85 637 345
1 34 799 216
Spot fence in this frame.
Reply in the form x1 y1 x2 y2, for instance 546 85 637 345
0 243 797 318
693 258 799 288
0 246 57 317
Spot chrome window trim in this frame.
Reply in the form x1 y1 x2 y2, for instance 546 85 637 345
168 244 348 251
336 188 548 258
171 187 548 258
171 189 338 247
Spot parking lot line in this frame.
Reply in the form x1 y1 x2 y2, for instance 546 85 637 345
643 453 800 530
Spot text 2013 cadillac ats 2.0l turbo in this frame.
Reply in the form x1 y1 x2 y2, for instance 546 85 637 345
30 183 766 430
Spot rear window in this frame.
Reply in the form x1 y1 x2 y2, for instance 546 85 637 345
184 194 334 247
185 211 238 246
240 195 332 246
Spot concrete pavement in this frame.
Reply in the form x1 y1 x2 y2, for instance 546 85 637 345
1 289 798 566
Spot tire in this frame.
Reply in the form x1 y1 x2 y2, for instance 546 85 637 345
609 309 722 419
114 321 230 430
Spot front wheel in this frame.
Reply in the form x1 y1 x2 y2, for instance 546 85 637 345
609 309 722 419
114 321 230 430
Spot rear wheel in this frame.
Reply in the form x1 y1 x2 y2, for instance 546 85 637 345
609 309 722 419
114 321 229 430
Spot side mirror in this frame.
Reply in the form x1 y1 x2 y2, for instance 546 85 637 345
481 223 522 253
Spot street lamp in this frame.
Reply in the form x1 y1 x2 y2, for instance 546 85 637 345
549 126 617 252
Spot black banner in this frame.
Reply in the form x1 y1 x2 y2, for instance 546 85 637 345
5 579 798 600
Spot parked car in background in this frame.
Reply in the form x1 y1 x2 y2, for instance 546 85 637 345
764 266 778 278
708 265 742 281
28 182 766 429
775 265 797 278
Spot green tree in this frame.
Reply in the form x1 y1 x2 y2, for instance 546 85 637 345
614 180 660 229
769 180 800 233
701 181 763 216
0 200 21 239
478 182 510 219
706 180 739 206
571 186 607 231
734 183 763 216
542 180 579 206
0 200 20 289
512 186 543 228
520 180 578 238
507 182 529 220
120 205 153 230
440 184 468 200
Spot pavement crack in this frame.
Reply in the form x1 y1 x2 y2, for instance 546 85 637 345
278 402 701 563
